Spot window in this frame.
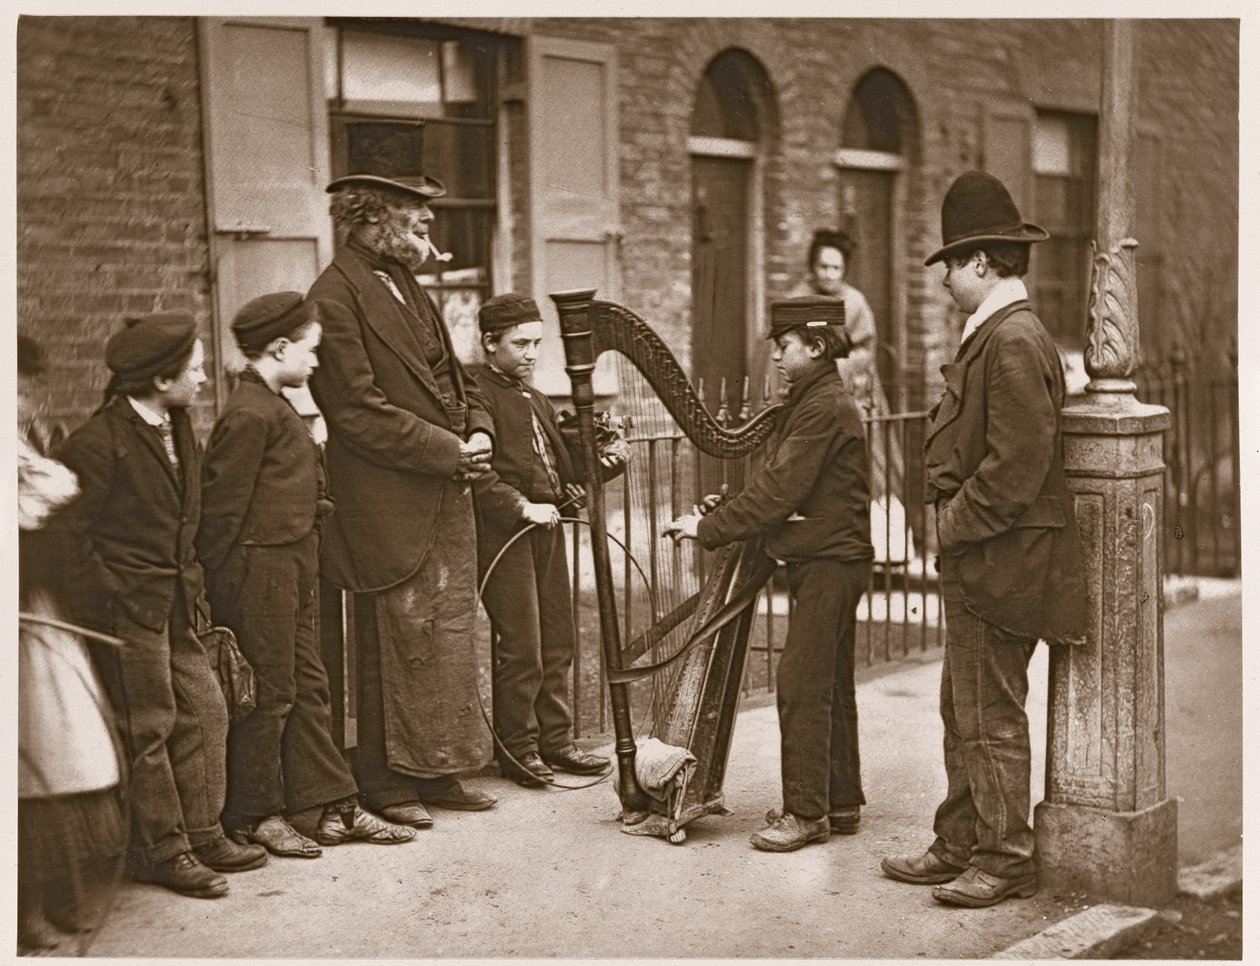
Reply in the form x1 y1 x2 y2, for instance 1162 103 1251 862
325 22 499 312
1030 111 1097 346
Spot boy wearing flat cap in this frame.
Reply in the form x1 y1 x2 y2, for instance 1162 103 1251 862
666 296 873 852
59 312 267 899
472 294 617 786
198 293 415 860
881 171 1086 908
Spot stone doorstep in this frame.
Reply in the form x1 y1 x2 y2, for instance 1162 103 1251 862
991 845 1244 959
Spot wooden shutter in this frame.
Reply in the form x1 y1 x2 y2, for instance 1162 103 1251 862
526 36 621 395
199 16 333 408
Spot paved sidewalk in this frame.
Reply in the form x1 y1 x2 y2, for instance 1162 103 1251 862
84 590 1240 959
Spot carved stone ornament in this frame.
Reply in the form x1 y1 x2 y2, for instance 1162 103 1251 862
1084 237 1140 389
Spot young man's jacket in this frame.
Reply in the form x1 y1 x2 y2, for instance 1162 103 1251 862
196 368 334 580
307 242 494 592
697 365 873 563
57 397 205 633
470 364 578 531
926 301 1087 645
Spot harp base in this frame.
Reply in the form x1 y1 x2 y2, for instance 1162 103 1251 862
618 798 732 845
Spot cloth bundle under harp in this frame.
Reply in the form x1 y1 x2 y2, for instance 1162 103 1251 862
551 289 779 843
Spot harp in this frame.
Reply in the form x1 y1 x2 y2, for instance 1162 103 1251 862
551 288 779 844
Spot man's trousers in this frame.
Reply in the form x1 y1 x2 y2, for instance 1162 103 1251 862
929 557 1039 878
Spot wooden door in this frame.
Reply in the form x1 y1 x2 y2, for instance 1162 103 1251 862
839 168 895 393
691 155 750 412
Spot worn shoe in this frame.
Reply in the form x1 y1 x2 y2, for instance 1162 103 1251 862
378 801 435 828
315 804 417 846
133 852 229 899
232 815 322 858
931 866 1037 907
749 812 830 852
880 850 967 885
193 835 268 873
541 744 611 775
765 804 860 835
415 776 498 811
501 752 555 787
18 908 61 952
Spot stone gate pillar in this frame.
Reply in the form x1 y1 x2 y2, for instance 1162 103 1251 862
1033 21 1178 906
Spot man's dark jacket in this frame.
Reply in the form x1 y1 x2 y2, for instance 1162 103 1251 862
58 398 205 632
926 301 1088 645
307 245 494 592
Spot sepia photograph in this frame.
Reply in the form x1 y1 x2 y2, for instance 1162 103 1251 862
10 5 1245 960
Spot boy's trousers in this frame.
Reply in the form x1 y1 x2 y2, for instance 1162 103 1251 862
210 532 358 822
479 521 577 760
95 584 229 864
776 557 871 820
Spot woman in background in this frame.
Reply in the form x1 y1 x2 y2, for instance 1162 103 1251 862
790 230 912 565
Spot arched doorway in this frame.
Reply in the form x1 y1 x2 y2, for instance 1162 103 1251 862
689 50 776 413
837 68 918 407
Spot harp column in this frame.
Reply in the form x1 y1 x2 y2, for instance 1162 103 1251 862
1033 21 1177 905
550 288 648 814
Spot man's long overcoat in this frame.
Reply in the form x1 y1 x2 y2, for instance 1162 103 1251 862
307 246 494 593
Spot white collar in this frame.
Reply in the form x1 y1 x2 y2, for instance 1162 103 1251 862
960 277 1028 347
127 396 170 427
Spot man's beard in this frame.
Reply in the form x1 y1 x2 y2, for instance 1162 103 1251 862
357 214 431 274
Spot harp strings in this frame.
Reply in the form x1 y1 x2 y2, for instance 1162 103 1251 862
605 352 767 733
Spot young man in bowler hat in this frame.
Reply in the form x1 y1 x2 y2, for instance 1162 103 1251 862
666 296 873 852
471 294 614 786
308 173 499 828
881 171 1087 907
59 312 267 899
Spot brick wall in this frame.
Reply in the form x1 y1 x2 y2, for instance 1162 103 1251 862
17 17 1236 432
1136 20 1239 366
17 15 214 437
447 17 1235 408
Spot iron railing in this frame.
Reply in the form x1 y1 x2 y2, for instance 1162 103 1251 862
1134 346 1240 579
565 407 942 738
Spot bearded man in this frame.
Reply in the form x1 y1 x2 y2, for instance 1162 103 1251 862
308 173 498 828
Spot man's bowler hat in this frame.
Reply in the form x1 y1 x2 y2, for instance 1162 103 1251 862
924 170 1049 266
325 173 447 203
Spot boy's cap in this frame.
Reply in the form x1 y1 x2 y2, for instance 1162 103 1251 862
106 310 196 380
479 293 542 334
232 291 308 351
766 296 845 339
